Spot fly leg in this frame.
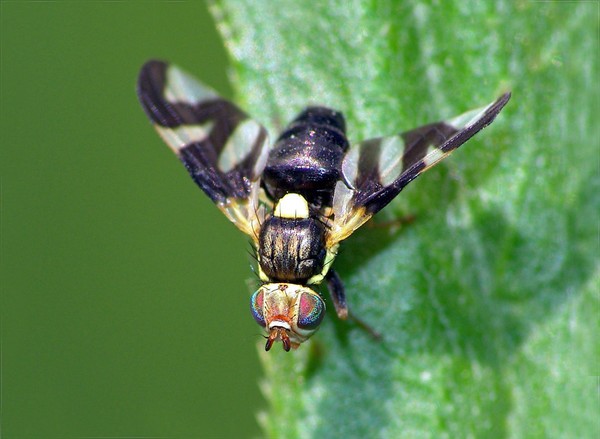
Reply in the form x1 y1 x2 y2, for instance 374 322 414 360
325 269 348 319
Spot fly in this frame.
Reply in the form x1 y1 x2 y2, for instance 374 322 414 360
137 60 511 351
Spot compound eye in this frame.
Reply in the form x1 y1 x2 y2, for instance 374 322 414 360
250 290 266 327
297 292 325 330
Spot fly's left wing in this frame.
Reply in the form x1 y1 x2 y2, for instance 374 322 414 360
137 60 270 242
328 92 511 246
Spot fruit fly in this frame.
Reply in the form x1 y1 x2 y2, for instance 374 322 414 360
137 60 510 351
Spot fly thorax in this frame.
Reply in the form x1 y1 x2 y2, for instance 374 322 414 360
258 194 327 283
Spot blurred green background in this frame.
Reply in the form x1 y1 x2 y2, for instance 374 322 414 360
2 2 264 437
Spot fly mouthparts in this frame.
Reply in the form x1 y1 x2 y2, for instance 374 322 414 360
265 327 291 352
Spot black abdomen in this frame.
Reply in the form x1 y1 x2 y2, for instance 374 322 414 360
258 216 327 283
262 107 349 208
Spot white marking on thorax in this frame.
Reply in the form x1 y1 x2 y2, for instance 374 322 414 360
274 193 309 219
257 264 270 283
307 244 338 285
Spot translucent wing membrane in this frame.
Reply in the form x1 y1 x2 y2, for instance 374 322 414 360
137 60 270 241
329 92 511 245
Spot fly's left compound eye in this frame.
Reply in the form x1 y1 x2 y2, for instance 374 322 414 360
250 290 266 327
297 292 325 330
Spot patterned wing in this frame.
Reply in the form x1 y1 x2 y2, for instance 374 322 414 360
137 60 270 241
328 92 511 245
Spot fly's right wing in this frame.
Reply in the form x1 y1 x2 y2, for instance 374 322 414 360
137 60 270 242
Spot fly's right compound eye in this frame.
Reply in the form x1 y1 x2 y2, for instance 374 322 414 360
250 289 266 327
296 292 325 330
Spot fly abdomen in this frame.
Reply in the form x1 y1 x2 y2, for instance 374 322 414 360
262 107 349 207
258 215 327 283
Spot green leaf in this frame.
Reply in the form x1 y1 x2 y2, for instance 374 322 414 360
211 1 598 438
